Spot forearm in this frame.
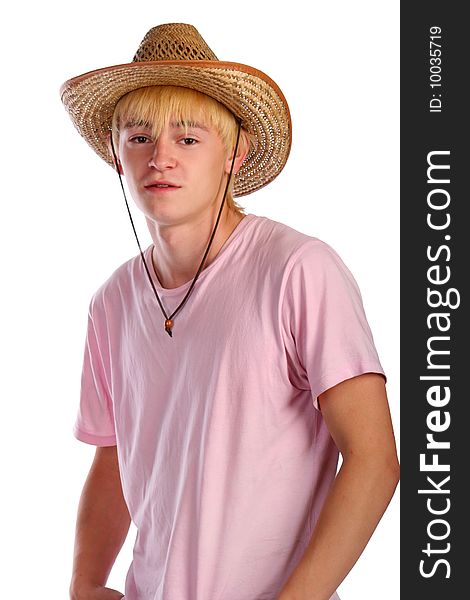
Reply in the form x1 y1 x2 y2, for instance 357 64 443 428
278 455 399 600
70 450 131 595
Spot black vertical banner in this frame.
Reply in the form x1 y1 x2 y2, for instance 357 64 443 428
401 2 468 598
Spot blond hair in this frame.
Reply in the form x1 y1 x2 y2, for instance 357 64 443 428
112 86 252 214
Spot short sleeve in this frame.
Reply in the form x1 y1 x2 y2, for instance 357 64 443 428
73 297 117 446
282 240 386 410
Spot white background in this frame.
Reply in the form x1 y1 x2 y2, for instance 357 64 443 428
0 1 399 598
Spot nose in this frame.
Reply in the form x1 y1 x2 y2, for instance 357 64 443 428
148 136 176 171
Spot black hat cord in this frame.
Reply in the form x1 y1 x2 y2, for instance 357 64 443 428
109 119 242 338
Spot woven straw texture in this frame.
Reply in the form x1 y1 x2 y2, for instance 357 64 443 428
60 24 292 197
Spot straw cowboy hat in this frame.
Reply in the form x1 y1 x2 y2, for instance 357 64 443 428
60 23 292 197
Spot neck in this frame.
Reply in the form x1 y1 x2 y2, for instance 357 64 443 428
148 207 244 289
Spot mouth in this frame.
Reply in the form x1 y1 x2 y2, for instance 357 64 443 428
145 181 181 190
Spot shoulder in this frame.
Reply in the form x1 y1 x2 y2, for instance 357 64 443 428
247 214 314 250
87 248 149 318
246 214 320 260
247 215 349 278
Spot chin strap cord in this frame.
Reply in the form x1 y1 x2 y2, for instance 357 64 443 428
109 120 242 337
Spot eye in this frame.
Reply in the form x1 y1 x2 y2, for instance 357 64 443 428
129 134 151 144
180 137 198 145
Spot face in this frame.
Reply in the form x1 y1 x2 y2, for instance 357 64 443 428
117 120 234 229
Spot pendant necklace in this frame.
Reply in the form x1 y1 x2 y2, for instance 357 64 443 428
109 120 242 337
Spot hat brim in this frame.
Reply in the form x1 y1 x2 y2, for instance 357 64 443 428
60 60 291 197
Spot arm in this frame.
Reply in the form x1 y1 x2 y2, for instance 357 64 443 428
277 373 400 600
70 445 131 600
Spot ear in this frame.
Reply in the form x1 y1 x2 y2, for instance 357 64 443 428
106 130 124 175
225 130 250 175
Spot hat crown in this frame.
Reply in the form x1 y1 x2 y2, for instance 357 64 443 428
133 23 219 62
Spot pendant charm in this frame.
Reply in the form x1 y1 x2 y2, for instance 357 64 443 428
165 319 174 337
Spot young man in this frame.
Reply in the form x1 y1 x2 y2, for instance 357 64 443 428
61 23 399 600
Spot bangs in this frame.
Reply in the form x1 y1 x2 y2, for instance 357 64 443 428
112 86 238 150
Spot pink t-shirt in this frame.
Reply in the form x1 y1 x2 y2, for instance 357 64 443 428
75 214 385 600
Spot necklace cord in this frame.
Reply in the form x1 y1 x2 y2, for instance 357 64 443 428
168 120 242 322
108 119 242 337
109 132 170 321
